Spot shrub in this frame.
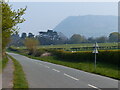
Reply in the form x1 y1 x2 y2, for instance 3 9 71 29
24 38 39 55
33 49 46 57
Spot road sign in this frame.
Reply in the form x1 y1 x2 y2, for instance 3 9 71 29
92 48 98 53
93 42 99 47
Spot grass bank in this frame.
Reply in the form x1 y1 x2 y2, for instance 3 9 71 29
8 55 29 88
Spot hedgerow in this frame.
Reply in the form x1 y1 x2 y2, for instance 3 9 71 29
47 49 119 65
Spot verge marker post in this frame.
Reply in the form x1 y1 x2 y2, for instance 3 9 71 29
92 42 99 70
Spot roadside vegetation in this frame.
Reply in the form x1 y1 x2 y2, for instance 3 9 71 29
2 55 9 69
8 55 29 88
0 60 2 73
8 46 120 80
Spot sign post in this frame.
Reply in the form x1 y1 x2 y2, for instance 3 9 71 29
92 42 99 69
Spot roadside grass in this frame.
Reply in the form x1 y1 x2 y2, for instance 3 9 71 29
2 55 9 69
8 55 29 88
0 60 2 73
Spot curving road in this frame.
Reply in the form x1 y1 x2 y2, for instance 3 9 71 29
8 52 119 89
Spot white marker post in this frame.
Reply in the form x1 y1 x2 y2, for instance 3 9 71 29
92 42 99 69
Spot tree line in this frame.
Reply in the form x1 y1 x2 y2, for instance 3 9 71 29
9 30 120 47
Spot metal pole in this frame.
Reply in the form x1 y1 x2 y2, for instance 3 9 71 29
95 42 97 70
95 52 96 69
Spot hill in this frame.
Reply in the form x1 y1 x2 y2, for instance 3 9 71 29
53 15 118 38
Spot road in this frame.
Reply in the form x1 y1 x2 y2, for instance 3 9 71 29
8 52 119 89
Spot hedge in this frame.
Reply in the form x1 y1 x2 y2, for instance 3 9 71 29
47 49 119 65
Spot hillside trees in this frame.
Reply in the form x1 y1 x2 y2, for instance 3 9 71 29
69 34 87 44
21 32 27 39
96 36 108 43
1 1 26 54
109 32 120 42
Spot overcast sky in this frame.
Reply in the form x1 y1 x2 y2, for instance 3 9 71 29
9 2 118 36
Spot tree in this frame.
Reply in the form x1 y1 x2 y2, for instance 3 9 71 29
28 33 34 38
69 34 86 44
24 38 39 55
21 32 27 39
1 1 26 54
109 32 120 42
88 37 95 43
9 33 20 46
96 36 108 43
37 30 67 45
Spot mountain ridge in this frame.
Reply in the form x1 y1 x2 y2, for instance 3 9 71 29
53 15 118 38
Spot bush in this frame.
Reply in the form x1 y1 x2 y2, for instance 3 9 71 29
33 49 46 57
24 38 39 55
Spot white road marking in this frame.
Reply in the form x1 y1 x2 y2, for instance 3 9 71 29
64 73 79 81
52 69 60 72
39 63 42 65
43 65 50 68
88 84 101 90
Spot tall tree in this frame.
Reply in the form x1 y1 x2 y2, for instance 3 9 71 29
21 32 27 39
96 36 108 43
88 37 95 43
28 33 34 38
70 34 86 44
109 32 120 42
1 1 26 54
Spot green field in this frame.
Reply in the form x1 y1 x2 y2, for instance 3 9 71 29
14 42 118 49
39 43 118 48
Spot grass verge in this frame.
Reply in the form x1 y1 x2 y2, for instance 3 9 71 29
2 55 9 69
0 60 2 73
8 55 29 88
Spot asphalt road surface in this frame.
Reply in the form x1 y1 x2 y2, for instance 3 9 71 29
8 52 119 89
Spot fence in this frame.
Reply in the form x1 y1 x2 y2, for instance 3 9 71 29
49 46 119 51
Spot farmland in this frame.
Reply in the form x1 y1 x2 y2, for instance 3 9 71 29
15 42 118 48
39 42 118 48
15 42 119 51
